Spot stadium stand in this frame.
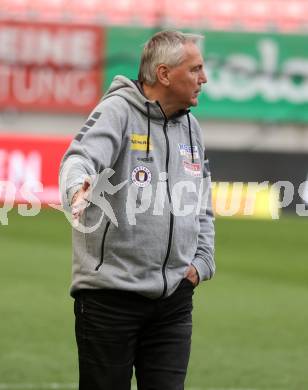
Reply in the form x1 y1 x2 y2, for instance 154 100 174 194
204 1 241 31
239 0 274 32
1 0 308 32
163 0 206 28
66 0 108 24
133 0 162 27
274 0 308 32
102 0 136 26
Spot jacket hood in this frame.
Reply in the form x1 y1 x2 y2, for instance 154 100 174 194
102 75 188 122
102 75 195 161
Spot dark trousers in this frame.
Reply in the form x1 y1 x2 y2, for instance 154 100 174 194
74 278 194 390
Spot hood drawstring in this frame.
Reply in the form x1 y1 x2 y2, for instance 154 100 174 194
145 102 151 159
145 102 193 163
186 113 195 163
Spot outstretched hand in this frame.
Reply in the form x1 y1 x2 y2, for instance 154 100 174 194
71 179 91 226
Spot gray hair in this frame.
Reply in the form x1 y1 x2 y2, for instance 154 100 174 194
138 30 204 85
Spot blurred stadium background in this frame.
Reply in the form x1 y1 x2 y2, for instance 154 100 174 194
0 1 308 389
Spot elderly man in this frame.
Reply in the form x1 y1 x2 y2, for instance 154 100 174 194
60 30 215 390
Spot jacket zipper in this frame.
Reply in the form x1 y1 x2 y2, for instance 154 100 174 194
161 119 174 298
95 221 111 271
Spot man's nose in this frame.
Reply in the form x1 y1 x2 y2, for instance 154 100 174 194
199 69 207 84
201 70 207 84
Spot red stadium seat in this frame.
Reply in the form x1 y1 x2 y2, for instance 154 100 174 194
0 0 29 17
163 0 204 27
273 0 308 32
203 0 240 31
134 0 161 27
65 0 105 24
29 0 65 21
103 0 135 26
238 0 274 31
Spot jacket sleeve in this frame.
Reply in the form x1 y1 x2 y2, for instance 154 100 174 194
192 152 216 282
59 96 127 210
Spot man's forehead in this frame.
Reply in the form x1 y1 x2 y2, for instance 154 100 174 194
181 42 204 63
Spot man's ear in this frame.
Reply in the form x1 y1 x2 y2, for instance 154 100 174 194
156 64 170 86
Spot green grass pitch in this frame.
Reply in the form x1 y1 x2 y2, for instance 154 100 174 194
0 208 308 389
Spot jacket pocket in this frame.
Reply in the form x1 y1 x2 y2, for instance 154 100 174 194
94 221 111 271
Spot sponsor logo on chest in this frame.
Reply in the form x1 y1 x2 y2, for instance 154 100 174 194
131 134 152 151
183 160 202 177
131 166 152 187
178 143 199 160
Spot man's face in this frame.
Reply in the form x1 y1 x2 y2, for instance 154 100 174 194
167 42 207 109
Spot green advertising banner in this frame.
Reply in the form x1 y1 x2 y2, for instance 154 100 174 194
105 28 308 123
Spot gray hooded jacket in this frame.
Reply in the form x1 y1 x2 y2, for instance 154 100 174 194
59 76 215 299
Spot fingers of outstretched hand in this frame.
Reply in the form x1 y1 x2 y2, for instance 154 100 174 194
70 179 92 227
72 198 89 226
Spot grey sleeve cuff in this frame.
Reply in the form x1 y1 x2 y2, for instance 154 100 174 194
192 256 215 282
